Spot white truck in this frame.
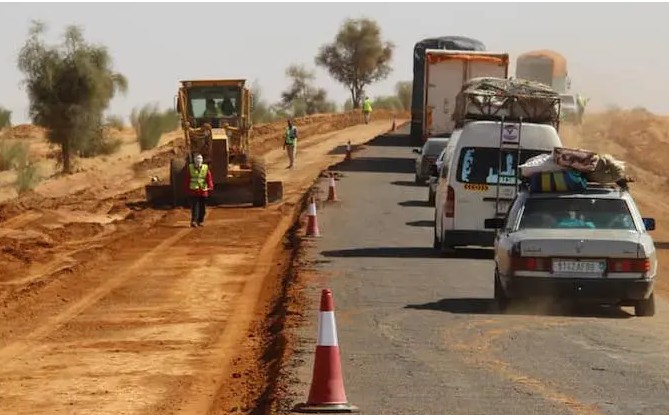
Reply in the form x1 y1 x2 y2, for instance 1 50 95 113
421 49 509 141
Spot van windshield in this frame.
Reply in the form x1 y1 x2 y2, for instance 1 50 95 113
456 147 548 186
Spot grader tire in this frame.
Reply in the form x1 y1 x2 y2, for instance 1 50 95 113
170 158 187 207
251 157 268 207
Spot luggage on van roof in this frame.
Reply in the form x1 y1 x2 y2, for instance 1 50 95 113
452 77 561 129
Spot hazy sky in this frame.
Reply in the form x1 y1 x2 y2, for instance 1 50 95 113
1 2 667 124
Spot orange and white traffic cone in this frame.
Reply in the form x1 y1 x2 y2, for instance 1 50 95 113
344 140 352 161
294 289 359 413
305 197 320 237
326 174 338 202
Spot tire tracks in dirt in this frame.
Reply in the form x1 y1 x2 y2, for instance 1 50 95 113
0 228 191 366
0 119 404 414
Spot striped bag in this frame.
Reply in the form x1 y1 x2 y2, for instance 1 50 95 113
528 170 587 193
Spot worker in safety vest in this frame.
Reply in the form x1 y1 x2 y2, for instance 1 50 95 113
183 153 214 228
282 119 298 169
362 96 373 124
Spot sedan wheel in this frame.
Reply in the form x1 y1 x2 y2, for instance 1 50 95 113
634 293 655 317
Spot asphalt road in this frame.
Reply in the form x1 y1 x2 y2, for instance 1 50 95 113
283 127 669 415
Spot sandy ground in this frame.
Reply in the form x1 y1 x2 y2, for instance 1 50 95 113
0 111 404 414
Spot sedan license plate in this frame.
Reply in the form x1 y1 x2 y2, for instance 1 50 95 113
552 259 606 275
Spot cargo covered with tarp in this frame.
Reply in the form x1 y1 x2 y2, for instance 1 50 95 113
519 146 631 193
410 36 486 143
452 77 561 128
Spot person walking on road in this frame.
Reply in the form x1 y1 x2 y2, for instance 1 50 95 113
283 118 298 169
184 153 214 228
362 96 373 124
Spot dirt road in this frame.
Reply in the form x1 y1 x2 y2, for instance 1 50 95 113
279 128 669 415
0 119 402 415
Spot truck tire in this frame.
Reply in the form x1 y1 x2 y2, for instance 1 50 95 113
170 158 187 207
634 293 655 317
251 157 268 207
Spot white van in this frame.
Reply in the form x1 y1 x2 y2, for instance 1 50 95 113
433 121 563 253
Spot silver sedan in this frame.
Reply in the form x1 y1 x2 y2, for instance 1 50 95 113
485 185 657 316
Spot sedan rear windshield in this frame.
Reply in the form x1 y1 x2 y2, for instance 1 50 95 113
456 147 548 186
424 141 449 156
518 198 637 230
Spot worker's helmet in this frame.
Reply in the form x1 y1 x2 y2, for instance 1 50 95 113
194 154 203 164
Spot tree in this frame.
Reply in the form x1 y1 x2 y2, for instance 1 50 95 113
280 64 335 116
250 81 279 124
316 18 394 109
17 21 128 173
0 107 11 129
395 81 412 111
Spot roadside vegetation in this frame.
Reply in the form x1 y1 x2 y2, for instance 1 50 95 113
131 104 179 151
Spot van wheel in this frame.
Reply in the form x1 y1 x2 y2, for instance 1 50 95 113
433 229 440 250
440 232 456 256
634 293 655 317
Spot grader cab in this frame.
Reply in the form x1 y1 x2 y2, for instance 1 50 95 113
145 79 283 207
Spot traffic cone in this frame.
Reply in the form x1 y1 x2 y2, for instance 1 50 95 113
305 197 320 237
294 289 359 413
326 174 338 202
344 140 352 161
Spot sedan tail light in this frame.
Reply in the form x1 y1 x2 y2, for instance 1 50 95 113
607 258 650 273
511 256 550 272
445 185 455 218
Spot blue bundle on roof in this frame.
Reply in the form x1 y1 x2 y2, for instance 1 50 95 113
528 170 588 193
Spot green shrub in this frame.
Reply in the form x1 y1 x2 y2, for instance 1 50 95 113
15 161 40 194
0 107 10 129
132 104 179 151
106 115 125 130
0 140 29 171
77 127 123 158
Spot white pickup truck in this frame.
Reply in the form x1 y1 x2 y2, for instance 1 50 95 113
421 50 509 141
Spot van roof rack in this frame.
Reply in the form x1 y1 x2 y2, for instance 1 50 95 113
452 77 562 129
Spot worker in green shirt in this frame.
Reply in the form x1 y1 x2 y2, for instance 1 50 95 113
362 96 373 124
283 118 298 169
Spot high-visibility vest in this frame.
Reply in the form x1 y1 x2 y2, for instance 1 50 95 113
285 126 297 145
189 163 208 190
363 99 372 113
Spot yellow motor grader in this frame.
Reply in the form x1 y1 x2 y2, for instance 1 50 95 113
145 79 283 207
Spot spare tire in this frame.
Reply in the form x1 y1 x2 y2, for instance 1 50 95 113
250 156 268 207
